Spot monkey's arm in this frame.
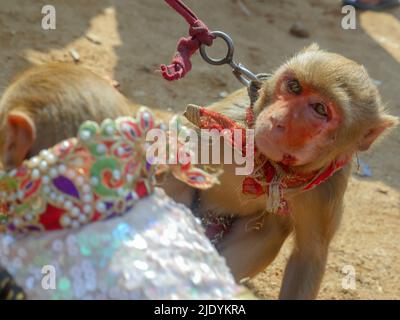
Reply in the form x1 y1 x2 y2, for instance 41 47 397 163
279 168 349 299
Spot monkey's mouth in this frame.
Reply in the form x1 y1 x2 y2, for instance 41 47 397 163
279 153 298 166
255 134 299 166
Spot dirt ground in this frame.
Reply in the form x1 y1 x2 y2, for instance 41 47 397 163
0 0 399 299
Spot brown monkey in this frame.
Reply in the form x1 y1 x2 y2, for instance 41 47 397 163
0 63 132 170
0 49 397 300
163 44 399 299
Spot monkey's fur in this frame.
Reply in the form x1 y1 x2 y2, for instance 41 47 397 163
0 46 397 300
0 63 134 170
163 45 398 299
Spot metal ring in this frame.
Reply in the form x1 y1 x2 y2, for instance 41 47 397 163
199 31 234 66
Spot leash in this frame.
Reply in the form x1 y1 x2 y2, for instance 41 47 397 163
160 0 268 92
160 0 215 80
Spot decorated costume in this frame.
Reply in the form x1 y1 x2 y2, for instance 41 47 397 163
0 108 248 300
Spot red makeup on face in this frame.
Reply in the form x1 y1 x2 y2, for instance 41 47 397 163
255 76 342 166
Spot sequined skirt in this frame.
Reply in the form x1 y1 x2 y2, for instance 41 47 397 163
0 189 242 299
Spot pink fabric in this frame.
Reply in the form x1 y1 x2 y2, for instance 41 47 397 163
160 0 215 81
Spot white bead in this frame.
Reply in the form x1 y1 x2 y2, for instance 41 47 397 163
58 164 67 174
49 168 58 178
90 177 99 186
60 216 71 226
112 170 121 180
117 188 125 196
126 174 134 183
50 192 57 201
40 150 49 157
82 184 91 193
57 195 65 203
64 200 73 210
43 186 51 194
17 190 25 200
39 160 48 171
122 123 130 132
30 157 40 166
142 112 150 120
117 147 125 156
76 176 84 186
79 215 87 223
83 194 92 203
96 202 106 213
9 169 17 177
79 129 91 140
25 214 32 221
71 207 80 217
45 153 56 164
105 126 114 135
42 175 50 184
83 204 92 214
31 169 40 180
62 141 70 149
13 218 21 226
130 191 138 201
96 144 106 154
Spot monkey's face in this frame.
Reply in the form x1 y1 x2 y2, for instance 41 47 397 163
254 46 398 170
254 73 342 167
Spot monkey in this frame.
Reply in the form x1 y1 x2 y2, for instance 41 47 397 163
162 44 399 299
0 63 254 300
0 63 133 171
0 62 138 299
0 47 397 300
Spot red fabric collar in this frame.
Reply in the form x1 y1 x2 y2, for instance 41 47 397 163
193 106 352 215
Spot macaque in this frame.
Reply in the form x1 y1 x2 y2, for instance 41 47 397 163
0 63 132 170
0 47 397 300
163 44 398 299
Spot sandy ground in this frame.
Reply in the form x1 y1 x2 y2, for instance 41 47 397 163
0 0 399 299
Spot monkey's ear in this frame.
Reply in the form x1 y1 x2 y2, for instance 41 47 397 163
358 115 399 151
2 112 36 169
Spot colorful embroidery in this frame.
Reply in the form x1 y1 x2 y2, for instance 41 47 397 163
0 107 220 234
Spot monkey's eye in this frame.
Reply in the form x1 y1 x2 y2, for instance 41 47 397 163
311 102 328 118
287 79 302 95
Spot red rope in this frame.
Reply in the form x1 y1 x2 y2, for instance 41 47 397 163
160 0 215 81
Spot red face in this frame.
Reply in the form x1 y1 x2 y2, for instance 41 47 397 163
255 75 342 167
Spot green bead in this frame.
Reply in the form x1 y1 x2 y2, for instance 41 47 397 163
100 119 116 137
58 277 71 291
80 245 91 256
78 121 99 142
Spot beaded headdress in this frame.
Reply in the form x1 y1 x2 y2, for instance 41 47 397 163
0 107 219 234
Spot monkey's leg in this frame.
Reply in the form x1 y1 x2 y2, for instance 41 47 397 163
279 192 344 300
279 240 330 300
219 213 291 282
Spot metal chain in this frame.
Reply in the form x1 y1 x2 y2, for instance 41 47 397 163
199 31 268 89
